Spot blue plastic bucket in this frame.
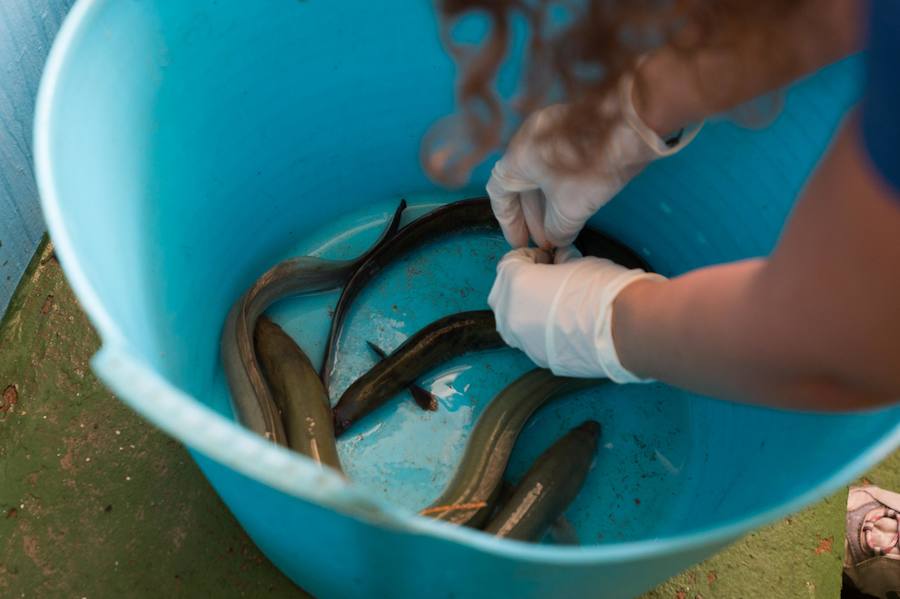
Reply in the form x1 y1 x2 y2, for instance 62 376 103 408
34 1 900 597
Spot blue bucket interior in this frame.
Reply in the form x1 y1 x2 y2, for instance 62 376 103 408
35 0 900 595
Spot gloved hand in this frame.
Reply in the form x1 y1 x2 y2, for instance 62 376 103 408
488 246 665 382
487 73 700 248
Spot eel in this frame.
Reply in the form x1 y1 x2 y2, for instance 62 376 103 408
489 480 579 543
332 310 504 436
548 515 580 546
320 198 499 395
220 201 405 445
320 197 651 395
420 369 605 528
366 341 438 412
573 226 652 272
484 420 600 542
254 316 342 472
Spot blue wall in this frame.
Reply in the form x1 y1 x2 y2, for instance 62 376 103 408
0 0 75 316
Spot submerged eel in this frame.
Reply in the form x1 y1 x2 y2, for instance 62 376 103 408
484 420 600 541
254 317 342 472
366 341 438 412
320 197 651 395
333 310 503 436
421 369 605 528
220 201 405 445
331 214 649 435
320 199 499 395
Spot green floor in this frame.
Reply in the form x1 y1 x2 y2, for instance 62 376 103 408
1 240 897 598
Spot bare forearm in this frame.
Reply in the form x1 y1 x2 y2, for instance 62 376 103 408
612 118 900 411
614 262 891 411
613 261 773 404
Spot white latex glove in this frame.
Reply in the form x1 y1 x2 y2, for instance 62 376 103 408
488 246 666 382
487 73 700 248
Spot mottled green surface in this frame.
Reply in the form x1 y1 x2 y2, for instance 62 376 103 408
0 241 302 598
1 239 897 598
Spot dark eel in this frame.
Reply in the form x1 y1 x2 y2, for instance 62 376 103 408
220 201 405 445
490 480 579 544
421 369 605 528
333 310 503 436
320 199 499 395
366 341 438 412
484 420 600 542
320 197 651 396
254 317 342 472
573 226 652 272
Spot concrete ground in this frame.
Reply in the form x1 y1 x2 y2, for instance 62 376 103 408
1 239 897 598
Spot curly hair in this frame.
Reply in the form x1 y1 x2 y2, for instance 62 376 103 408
422 0 816 186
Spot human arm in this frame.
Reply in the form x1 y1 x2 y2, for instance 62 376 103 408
612 117 900 411
487 0 900 410
491 116 900 411
488 0 863 249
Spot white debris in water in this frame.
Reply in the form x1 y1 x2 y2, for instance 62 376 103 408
654 449 683 475
429 365 471 400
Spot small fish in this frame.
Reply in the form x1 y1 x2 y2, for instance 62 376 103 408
220 201 405 444
254 317 342 472
366 341 438 412
422 369 605 528
484 420 600 542
333 310 503 436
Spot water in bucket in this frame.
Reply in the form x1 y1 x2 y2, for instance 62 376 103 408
34 1 900 597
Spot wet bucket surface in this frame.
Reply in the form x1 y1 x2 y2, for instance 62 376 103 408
34 1 900 598
257 197 696 542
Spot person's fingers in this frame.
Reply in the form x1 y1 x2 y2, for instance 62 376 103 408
542 192 585 247
488 249 532 350
542 177 612 247
520 189 550 249
496 246 544 269
487 181 528 248
533 248 554 265
554 245 583 264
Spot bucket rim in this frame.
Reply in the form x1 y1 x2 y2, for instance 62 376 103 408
33 0 900 567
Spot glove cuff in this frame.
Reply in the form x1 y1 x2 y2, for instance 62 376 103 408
619 71 703 158
490 160 539 193
545 259 666 383
594 270 665 383
594 269 666 384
